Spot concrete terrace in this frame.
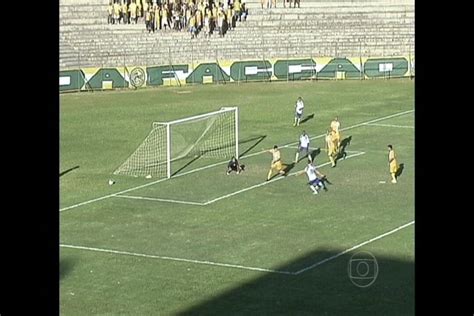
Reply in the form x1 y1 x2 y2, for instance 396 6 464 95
60 0 414 70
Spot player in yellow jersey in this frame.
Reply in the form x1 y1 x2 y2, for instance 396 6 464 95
387 144 398 183
266 145 286 181
129 1 137 24
325 129 337 167
113 1 121 24
107 1 113 24
154 5 160 31
330 116 341 152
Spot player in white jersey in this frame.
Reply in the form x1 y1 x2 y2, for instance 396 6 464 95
293 97 305 126
304 160 328 194
294 130 312 163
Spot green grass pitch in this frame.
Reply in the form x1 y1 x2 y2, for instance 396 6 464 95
60 79 414 315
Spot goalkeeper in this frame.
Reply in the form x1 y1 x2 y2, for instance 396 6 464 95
227 156 245 175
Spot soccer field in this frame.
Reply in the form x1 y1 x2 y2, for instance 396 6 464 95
60 79 414 315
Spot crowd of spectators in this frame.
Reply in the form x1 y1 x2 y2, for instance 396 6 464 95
260 0 300 9
108 0 249 38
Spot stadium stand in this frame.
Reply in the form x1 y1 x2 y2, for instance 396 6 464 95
60 0 414 70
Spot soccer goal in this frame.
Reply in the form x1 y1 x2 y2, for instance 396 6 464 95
113 107 239 179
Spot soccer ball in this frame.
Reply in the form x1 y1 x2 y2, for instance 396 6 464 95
108 179 115 185
146 174 152 179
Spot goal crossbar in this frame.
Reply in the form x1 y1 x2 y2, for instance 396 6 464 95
154 107 237 126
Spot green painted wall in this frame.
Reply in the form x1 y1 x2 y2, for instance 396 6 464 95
60 57 412 92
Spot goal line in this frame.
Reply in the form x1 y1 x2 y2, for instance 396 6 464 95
114 151 366 206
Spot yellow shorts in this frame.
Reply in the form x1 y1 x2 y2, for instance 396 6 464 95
328 146 336 157
390 161 398 173
271 160 283 171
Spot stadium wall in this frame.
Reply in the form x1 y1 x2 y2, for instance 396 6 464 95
59 56 414 92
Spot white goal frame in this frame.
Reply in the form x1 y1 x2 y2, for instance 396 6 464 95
113 107 239 179
153 106 239 179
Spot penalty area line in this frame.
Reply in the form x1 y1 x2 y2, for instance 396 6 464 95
365 123 414 129
293 220 415 275
60 244 295 275
111 151 365 206
284 145 364 154
203 151 365 205
60 219 412 276
291 109 414 144
115 195 206 206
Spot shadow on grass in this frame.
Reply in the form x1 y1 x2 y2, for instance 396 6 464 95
300 113 315 125
239 135 267 158
171 155 202 177
60 166 80 177
171 135 267 176
336 136 352 162
321 175 334 188
177 247 414 315
267 162 295 181
60 257 76 280
396 163 405 178
284 162 296 174
309 147 321 161
295 147 320 164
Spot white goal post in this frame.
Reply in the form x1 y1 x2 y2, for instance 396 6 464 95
113 107 239 179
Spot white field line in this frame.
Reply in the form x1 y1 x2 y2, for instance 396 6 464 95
60 109 413 212
60 160 240 212
60 244 295 275
293 220 415 275
115 195 206 206
349 109 413 129
285 145 363 154
202 151 365 205
61 144 274 212
291 109 414 144
116 151 365 206
317 149 363 153
365 123 414 129
61 220 414 276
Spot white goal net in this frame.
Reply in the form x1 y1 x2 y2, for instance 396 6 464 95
113 107 239 178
